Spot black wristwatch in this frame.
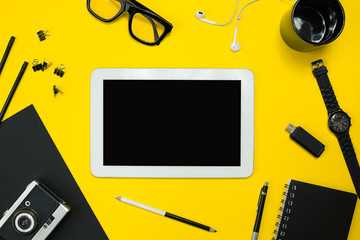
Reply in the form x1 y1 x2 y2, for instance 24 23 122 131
312 59 360 198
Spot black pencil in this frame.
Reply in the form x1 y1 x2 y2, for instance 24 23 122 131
0 36 15 76
115 196 217 232
0 61 28 123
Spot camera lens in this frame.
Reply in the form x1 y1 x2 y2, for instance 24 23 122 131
12 209 39 234
18 216 31 229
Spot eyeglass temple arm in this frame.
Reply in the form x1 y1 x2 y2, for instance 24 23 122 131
143 14 160 41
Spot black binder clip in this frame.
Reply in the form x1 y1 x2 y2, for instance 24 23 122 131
54 64 65 77
53 85 63 97
41 59 52 71
37 30 50 41
32 59 42 72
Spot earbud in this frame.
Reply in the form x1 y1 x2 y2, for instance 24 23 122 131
230 42 240 51
230 23 240 52
195 11 218 25
195 11 205 19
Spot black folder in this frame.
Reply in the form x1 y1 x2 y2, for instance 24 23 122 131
273 179 357 240
0 105 108 239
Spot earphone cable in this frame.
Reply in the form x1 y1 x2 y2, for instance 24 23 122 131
215 0 240 26
234 0 260 37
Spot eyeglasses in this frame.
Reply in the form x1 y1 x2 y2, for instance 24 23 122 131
87 0 173 46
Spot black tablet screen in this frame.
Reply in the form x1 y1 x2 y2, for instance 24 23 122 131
103 80 241 166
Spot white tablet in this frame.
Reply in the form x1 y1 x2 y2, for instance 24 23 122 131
90 68 254 178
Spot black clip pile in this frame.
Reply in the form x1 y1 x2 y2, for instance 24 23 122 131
32 59 42 72
54 65 65 77
32 59 52 72
37 30 50 41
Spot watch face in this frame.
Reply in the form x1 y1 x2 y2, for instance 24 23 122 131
328 111 351 134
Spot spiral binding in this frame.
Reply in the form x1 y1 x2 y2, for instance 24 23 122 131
272 180 297 240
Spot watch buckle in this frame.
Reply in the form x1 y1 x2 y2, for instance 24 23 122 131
311 59 324 71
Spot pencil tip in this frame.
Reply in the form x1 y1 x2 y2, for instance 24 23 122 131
210 228 217 232
115 196 122 201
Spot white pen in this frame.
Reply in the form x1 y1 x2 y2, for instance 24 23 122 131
115 196 216 232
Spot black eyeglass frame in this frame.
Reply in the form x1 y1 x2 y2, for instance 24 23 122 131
87 0 173 46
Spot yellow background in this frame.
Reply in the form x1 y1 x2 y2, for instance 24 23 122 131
0 0 359 239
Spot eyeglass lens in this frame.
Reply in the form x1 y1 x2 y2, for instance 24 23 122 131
131 13 165 43
90 0 122 20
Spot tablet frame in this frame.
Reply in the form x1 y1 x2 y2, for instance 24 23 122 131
90 68 254 178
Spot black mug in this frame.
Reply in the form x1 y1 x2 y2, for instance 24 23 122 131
280 0 345 52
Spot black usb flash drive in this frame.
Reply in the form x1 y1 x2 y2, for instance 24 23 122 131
286 124 325 158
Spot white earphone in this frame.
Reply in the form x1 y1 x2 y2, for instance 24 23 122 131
230 13 242 51
195 0 260 52
196 0 241 26
195 11 218 25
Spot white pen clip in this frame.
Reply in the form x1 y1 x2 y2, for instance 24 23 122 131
256 183 268 212
256 188 263 212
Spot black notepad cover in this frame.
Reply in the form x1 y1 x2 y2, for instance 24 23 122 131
0 105 108 239
274 180 357 240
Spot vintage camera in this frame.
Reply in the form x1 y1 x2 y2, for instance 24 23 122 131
0 180 70 240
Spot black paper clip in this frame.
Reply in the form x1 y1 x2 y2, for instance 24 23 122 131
53 85 63 97
41 59 52 71
32 59 42 72
54 64 65 77
37 30 50 41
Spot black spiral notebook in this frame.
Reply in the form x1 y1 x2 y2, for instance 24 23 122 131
273 180 357 240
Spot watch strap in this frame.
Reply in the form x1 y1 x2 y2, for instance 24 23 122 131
311 59 341 114
337 132 360 197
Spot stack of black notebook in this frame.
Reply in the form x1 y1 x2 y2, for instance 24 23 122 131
273 180 357 240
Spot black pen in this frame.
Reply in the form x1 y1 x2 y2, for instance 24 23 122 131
0 36 15 76
251 182 268 240
0 61 28 124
